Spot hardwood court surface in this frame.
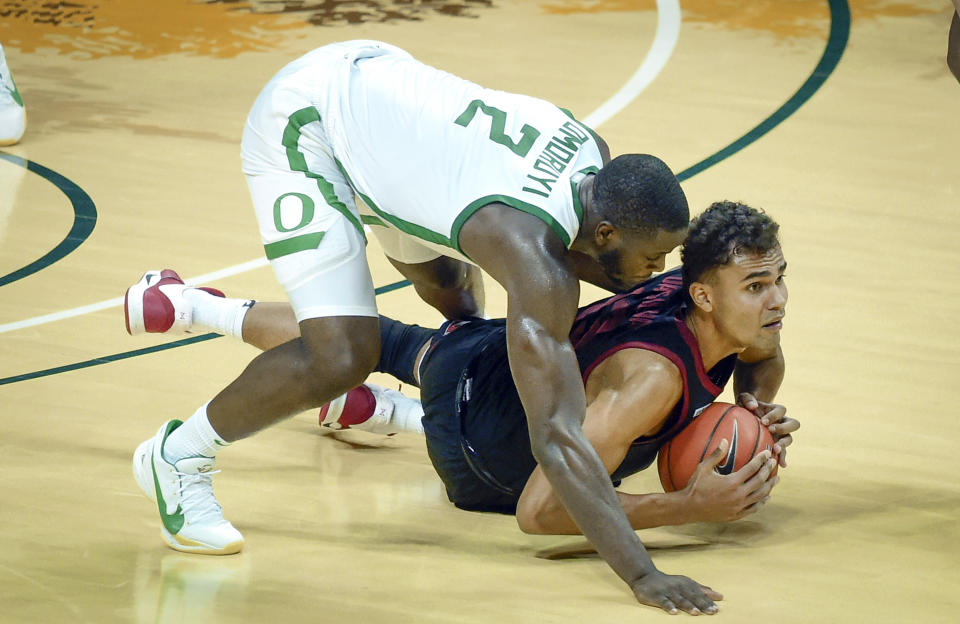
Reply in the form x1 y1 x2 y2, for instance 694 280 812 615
1 1 958 622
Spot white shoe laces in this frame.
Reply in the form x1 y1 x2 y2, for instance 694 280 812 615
176 468 225 525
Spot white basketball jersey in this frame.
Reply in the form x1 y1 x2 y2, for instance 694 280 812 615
319 42 605 262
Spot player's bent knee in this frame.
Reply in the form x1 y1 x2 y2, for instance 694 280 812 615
296 317 381 394
294 340 378 401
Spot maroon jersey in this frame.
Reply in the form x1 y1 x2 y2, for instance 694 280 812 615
570 267 737 482
454 268 737 497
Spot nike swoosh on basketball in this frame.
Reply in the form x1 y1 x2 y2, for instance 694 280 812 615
717 420 739 475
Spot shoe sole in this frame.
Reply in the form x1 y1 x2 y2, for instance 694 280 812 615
0 109 25 146
160 526 244 555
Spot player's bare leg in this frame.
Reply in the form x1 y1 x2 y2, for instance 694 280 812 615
129 278 381 554
239 302 299 351
206 315 381 441
388 256 485 320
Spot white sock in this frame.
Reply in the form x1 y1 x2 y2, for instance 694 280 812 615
183 289 254 338
162 403 231 463
391 391 425 434
375 386 425 435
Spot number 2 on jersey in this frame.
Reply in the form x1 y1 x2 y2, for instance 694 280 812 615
454 99 541 158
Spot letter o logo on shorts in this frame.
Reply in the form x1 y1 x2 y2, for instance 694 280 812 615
273 192 316 233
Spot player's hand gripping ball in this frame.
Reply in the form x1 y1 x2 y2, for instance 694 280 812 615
658 402 777 492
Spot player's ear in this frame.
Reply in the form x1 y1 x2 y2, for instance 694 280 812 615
594 221 617 247
689 281 713 312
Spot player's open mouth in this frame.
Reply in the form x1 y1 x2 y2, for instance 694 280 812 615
762 318 783 330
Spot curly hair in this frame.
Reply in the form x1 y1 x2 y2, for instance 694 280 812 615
593 154 689 236
681 201 780 292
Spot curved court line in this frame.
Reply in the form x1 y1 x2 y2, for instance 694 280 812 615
582 0 681 130
0 152 98 287
0 4 680 336
0 0 851 386
677 0 850 181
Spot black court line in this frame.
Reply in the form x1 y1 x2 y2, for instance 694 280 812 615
0 0 850 387
0 152 98 287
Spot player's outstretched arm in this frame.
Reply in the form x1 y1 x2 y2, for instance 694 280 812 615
460 207 719 615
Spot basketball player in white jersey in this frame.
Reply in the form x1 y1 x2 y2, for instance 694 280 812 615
127 40 727 614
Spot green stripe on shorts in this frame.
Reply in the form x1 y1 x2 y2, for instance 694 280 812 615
281 107 365 240
264 232 326 260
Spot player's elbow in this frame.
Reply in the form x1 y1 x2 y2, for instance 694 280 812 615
515 494 563 535
515 504 545 534
516 512 553 535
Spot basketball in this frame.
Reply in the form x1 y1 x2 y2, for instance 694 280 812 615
658 402 777 492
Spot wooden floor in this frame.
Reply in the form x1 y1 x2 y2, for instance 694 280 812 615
2 1 959 621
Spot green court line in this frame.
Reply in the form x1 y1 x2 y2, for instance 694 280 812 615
0 333 223 386
0 279 411 386
0 0 849 387
678 0 849 181
0 152 98 287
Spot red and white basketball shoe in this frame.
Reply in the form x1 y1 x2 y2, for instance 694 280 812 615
319 384 424 435
124 269 224 335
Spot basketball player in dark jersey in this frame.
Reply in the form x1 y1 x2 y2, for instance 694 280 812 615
356 200 794 529
127 200 796 612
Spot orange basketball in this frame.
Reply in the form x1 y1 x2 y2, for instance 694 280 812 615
657 402 777 492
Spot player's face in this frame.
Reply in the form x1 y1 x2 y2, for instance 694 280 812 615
708 246 788 350
599 227 688 291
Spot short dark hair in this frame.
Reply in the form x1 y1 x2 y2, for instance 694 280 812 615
593 154 689 236
681 200 780 291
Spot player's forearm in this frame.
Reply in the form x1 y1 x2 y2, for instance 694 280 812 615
522 490 693 535
532 425 659 580
514 345 659 581
734 345 784 402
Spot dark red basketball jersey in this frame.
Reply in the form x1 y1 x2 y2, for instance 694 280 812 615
570 267 737 481
456 267 737 495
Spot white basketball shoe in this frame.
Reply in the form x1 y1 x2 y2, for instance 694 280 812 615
133 420 244 555
124 269 224 335
319 383 424 435
0 44 25 146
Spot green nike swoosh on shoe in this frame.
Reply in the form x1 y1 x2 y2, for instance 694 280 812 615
153 420 186 535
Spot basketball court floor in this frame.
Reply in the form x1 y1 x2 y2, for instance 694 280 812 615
1 0 958 621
